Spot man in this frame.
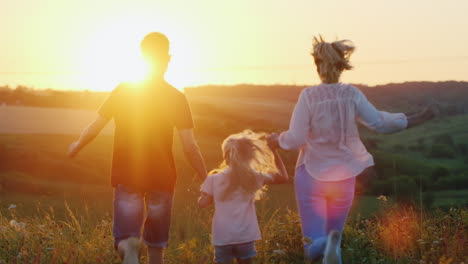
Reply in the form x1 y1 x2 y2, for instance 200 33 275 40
68 32 207 264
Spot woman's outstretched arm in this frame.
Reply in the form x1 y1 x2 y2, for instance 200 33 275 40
356 90 409 134
406 105 435 128
356 90 435 132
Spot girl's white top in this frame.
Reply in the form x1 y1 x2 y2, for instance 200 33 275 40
201 169 263 246
279 83 408 181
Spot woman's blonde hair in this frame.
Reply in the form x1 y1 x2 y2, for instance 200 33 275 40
212 130 277 201
311 36 355 83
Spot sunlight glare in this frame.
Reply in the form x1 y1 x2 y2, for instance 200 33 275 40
78 17 200 91
78 19 154 91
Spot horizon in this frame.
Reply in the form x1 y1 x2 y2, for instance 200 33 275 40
2 0 468 91
2 79 468 94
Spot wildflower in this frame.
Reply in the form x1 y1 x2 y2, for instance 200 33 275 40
8 204 16 210
9 220 26 232
377 195 388 202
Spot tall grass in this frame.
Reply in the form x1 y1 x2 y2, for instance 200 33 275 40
1 199 466 264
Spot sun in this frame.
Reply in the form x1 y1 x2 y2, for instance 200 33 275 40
77 17 162 91
79 31 149 91
77 17 199 91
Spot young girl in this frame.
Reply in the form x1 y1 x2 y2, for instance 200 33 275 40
198 130 289 264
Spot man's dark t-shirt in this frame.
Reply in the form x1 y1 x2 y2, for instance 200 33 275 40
98 81 194 192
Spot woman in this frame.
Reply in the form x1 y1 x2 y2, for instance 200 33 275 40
268 36 434 263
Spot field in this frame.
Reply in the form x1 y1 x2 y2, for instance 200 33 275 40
0 83 467 263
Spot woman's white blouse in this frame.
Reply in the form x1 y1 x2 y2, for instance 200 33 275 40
279 83 408 181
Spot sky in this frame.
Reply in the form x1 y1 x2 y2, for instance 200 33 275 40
1 0 467 91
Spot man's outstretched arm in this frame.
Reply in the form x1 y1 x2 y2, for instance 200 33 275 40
68 115 109 158
178 129 207 181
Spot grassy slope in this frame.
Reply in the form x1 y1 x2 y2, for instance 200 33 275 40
0 84 467 262
370 114 468 170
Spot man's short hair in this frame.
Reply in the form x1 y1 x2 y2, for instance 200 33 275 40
141 32 170 56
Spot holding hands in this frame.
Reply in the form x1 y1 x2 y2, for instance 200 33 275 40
267 133 280 150
68 141 81 158
265 132 289 184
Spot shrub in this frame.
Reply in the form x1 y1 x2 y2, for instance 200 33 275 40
435 174 468 190
417 137 425 147
431 167 450 182
392 144 405 152
430 144 455 159
457 143 468 155
393 175 419 204
433 134 455 146
371 179 394 196
408 145 424 152
370 175 419 203
422 192 435 208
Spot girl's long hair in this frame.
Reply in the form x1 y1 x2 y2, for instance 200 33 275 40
212 130 277 201
311 35 355 83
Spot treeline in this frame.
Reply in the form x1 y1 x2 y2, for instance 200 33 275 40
1 81 468 115
0 85 108 110
187 81 468 115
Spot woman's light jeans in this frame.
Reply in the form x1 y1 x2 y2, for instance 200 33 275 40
295 165 356 263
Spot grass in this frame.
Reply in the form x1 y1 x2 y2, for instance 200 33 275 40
368 114 468 173
0 97 467 263
431 190 468 208
1 198 466 263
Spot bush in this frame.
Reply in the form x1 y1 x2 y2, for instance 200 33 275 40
392 144 405 152
417 137 425 147
422 192 435 208
433 134 455 146
457 143 468 155
393 175 419 204
430 144 455 159
431 167 450 182
370 175 419 203
408 145 424 152
371 179 394 196
434 174 468 190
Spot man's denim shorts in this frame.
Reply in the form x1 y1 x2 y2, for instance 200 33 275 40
214 241 256 263
113 184 174 249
